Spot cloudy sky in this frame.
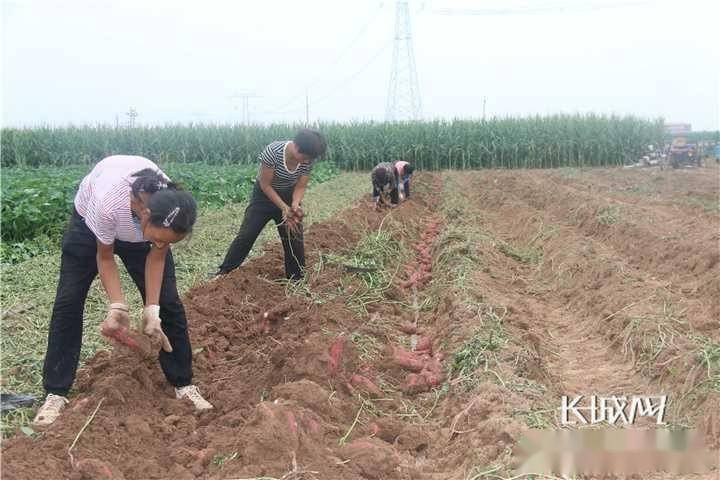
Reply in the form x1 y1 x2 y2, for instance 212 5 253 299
2 0 718 129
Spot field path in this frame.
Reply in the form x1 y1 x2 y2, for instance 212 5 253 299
455 170 660 423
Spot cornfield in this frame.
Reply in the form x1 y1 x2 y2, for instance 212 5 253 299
1 114 664 169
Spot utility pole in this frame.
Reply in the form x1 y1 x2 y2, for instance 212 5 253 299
482 97 487 121
305 90 310 126
228 91 260 125
386 0 422 121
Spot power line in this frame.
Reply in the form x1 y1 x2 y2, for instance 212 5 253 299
258 2 387 116
258 38 394 117
433 0 652 16
312 39 394 107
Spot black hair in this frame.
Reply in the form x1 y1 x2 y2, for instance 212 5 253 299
293 128 327 159
373 169 388 186
130 168 178 195
131 169 197 234
404 164 415 175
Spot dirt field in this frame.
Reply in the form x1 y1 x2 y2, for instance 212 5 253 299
2 167 718 479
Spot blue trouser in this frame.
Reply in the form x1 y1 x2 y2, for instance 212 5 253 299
403 178 410 197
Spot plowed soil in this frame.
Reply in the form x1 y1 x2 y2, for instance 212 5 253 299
2 167 718 480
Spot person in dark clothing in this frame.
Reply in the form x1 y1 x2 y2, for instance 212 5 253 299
216 129 327 279
371 162 399 210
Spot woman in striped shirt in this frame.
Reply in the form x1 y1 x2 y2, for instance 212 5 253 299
216 129 327 279
33 155 212 427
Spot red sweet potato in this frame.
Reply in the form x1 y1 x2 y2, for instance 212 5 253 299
392 347 425 372
328 337 345 375
403 373 430 394
102 328 139 350
420 369 443 387
414 336 432 354
286 410 298 434
398 322 418 334
304 416 322 435
350 374 384 398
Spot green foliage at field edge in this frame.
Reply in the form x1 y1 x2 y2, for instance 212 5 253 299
0 162 339 263
1 115 664 170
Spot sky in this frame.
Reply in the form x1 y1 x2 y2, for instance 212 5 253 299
2 0 719 129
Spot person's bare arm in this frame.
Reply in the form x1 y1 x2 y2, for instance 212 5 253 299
292 175 310 211
144 245 167 307
259 166 290 213
96 241 124 304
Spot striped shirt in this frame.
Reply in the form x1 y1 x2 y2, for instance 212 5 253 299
74 155 170 245
257 141 313 191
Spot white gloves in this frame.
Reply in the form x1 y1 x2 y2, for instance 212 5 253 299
142 305 173 352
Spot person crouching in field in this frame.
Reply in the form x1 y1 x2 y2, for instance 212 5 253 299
215 128 327 279
371 162 399 210
33 155 213 427
394 160 415 201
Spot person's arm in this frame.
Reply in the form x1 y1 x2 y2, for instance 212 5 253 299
144 245 167 307
292 175 310 211
259 166 290 213
142 245 173 352
97 241 124 304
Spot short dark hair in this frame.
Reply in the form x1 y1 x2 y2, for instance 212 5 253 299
131 169 197 234
404 164 415 175
293 129 327 159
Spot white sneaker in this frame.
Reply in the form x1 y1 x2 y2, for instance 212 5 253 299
175 385 213 410
32 394 69 426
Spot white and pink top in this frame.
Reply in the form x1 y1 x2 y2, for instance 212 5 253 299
74 155 170 245
395 161 409 178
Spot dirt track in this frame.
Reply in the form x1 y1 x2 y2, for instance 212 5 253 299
2 167 718 479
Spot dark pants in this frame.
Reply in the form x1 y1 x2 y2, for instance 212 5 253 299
218 184 305 279
403 179 410 198
372 184 399 204
43 209 192 396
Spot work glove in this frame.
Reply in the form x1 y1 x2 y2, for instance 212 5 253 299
100 303 130 336
142 305 173 353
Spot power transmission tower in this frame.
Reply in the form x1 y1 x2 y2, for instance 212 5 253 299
385 0 422 121
125 107 138 128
